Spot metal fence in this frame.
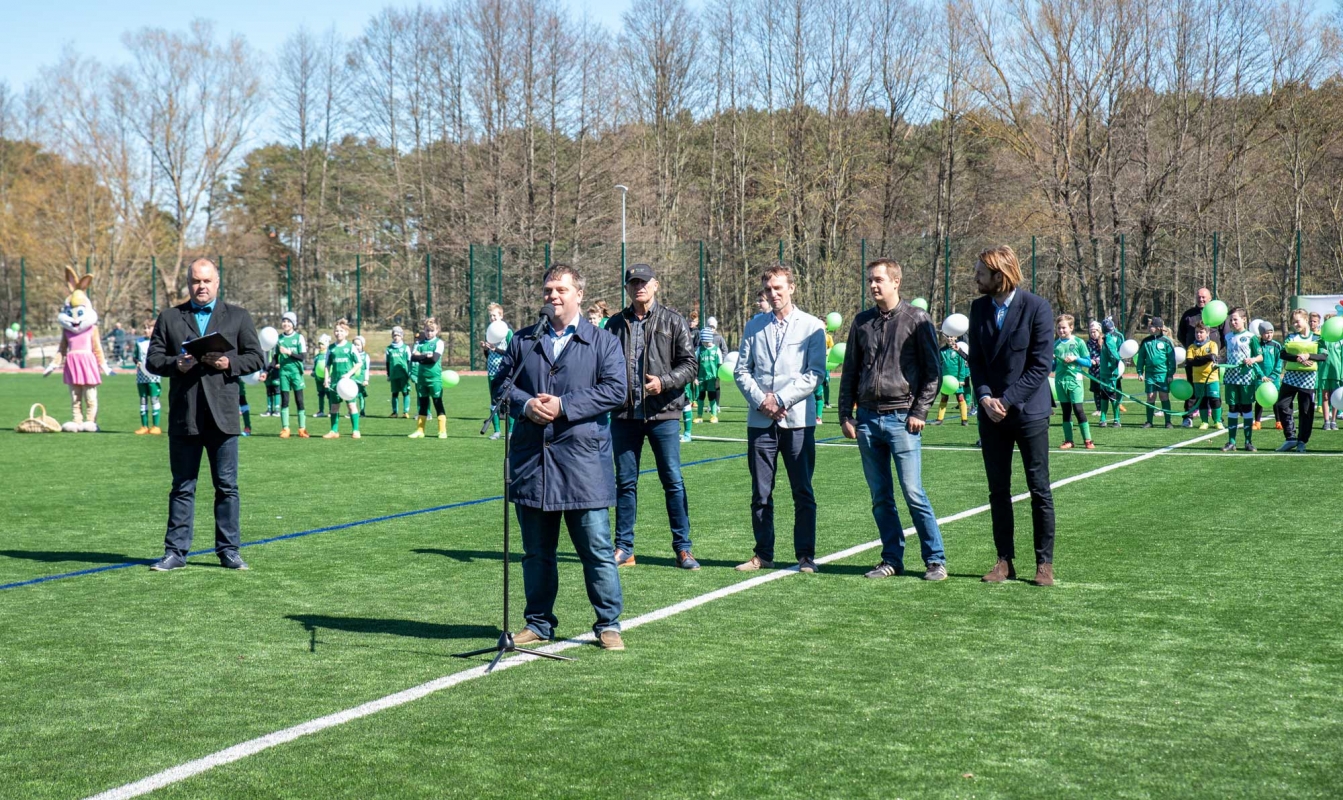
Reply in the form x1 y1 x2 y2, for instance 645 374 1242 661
2 231 1338 369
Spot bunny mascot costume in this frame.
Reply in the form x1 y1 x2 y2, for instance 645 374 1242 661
44 267 110 431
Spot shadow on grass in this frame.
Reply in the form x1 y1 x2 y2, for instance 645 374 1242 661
0 549 150 566
412 547 579 564
286 614 499 642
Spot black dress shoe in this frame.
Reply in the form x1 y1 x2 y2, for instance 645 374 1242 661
219 552 250 570
150 554 186 571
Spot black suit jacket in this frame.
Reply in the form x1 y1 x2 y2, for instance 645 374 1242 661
967 289 1055 424
146 301 265 436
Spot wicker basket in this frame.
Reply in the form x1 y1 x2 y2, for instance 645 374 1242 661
16 403 61 433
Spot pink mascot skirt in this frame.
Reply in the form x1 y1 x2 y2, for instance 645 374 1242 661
63 329 103 385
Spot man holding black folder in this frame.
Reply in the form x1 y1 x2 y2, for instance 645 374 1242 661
145 259 266 571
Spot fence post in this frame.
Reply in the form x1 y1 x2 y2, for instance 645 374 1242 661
1211 231 1219 298
151 256 158 316
1295 229 1302 296
544 241 551 269
859 238 867 311
943 236 951 317
1031 235 1037 294
355 254 362 335
1119 233 1126 333
621 242 627 307
19 257 26 368
469 244 477 372
778 238 784 263
425 252 433 317
285 255 292 313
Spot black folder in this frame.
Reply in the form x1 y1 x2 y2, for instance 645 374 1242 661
182 332 234 359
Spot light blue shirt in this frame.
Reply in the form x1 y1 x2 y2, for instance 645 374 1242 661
545 321 577 360
189 302 215 336
992 290 1017 330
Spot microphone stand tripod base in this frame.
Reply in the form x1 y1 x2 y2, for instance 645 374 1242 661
455 631 574 673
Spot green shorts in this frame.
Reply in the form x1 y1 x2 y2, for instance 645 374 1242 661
390 377 410 394
278 364 305 392
1324 380 1342 394
1192 382 1221 401
358 384 368 398
416 382 443 400
137 382 161 398
1054 380 1084 404
1225 383 1257 406
1144 379 1170 395
699 378 719 393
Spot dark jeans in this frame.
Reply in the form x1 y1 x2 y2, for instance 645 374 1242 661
978 415 1055 564
164 424 241 558
612 418 692 556
515 504 623 640
1275 383 1316 443
747 424 817 562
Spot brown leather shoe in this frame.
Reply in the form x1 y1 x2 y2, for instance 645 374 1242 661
982 558 1016 582
598 629 625 650
1033 563 1055 586
613 549 636 567
513 629 547 646
735 555 774 571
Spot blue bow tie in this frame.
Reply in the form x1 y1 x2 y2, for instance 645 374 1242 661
191 303 215 313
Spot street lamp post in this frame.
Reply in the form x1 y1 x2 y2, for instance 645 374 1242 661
615 184 629 306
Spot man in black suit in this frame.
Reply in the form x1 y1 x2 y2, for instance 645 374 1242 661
966 246 1057 587
145 258 265 571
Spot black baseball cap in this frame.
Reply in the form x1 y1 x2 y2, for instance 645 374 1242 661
625 263 655 283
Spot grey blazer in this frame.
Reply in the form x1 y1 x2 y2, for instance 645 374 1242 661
734 307 828 429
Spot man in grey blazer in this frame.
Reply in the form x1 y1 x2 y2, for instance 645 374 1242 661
733 265 829 573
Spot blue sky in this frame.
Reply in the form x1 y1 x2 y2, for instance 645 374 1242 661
0 0 637 91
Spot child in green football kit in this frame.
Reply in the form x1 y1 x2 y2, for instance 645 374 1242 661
312 333 331 417
352 335 371 416
275 311 309 439
1053 314 1093 449
936 334 970 425
408 317 447 440
322 319 362 439
694 328 722 424
386 325 412 418
1220 308 1265 451
133 317 163 435
1135 316 1177 427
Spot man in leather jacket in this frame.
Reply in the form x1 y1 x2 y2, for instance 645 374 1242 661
603 264 701 570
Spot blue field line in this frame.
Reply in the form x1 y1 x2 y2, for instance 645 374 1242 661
0 440 823 593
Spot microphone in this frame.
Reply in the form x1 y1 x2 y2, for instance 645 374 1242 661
537 304 558 330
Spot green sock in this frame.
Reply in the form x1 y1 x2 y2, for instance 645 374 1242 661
683 412 693 436
1147 405 1155 424
298 409 305 429
1227 416 1238 441
281 407 290 429
1079 421 1091 441
140 406 149 427
1244 415 1253 444
351 411 360 432
1097 397 1108 422
712 401 720 416
330 413 339 433
1213 406 1222 424
152 405 160 426
492 413 500 433
1063 420 1073 442
1162 399 1172 420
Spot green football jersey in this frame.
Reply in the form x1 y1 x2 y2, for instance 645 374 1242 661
326 341 357 381
940 346 970 381
414 337 444 389
1136 335 1175 381
1053 336 1089 388
386 342 411 381
1098 332 1124 381
276 332 305 368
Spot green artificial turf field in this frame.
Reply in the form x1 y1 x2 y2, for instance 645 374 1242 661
1 372 1340 799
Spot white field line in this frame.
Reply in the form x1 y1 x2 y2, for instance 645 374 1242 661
86 430 1222 800
690 435 1339 457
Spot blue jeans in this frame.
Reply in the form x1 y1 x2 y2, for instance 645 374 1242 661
612 418 692 556
855 408 944 569
515 505 623 639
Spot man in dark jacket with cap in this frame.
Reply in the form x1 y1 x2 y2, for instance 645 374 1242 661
496 264 629 650
602 263 700 570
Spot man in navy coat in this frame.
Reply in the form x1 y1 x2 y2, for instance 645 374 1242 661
966 246 1057 587
497 264 629 649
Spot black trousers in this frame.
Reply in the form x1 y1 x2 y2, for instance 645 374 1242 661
164 417 241 558
1274 383 1316 444
747 425 817 561
978 415 1055 564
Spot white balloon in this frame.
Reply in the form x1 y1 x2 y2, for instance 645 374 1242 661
1333 387 1343 411
485 320 510 346
241 371 262 385
941 313 970 338
258 326 279 351
3 328 17 340
1119 338 1139 360
336 377 359 402
724 351 740 368
1250 318 1267 336
1173 346 1186 366
956 341 970 357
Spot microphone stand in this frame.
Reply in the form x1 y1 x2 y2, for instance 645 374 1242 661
455 323 573 672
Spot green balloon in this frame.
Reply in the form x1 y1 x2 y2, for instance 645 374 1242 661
825 312 842 332
911 297 929 311
1202 300 1228 327
717 364 735 385
442 369 460 387
940 375 960 396
1050 380 1058 401
1255 381 1279 408
827 342 846 366
1322 315 1343 343
1169 378 1194 401
8 322 18 331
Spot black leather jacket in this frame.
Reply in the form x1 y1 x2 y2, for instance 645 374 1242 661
837 301 942 422
604 301 698 421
